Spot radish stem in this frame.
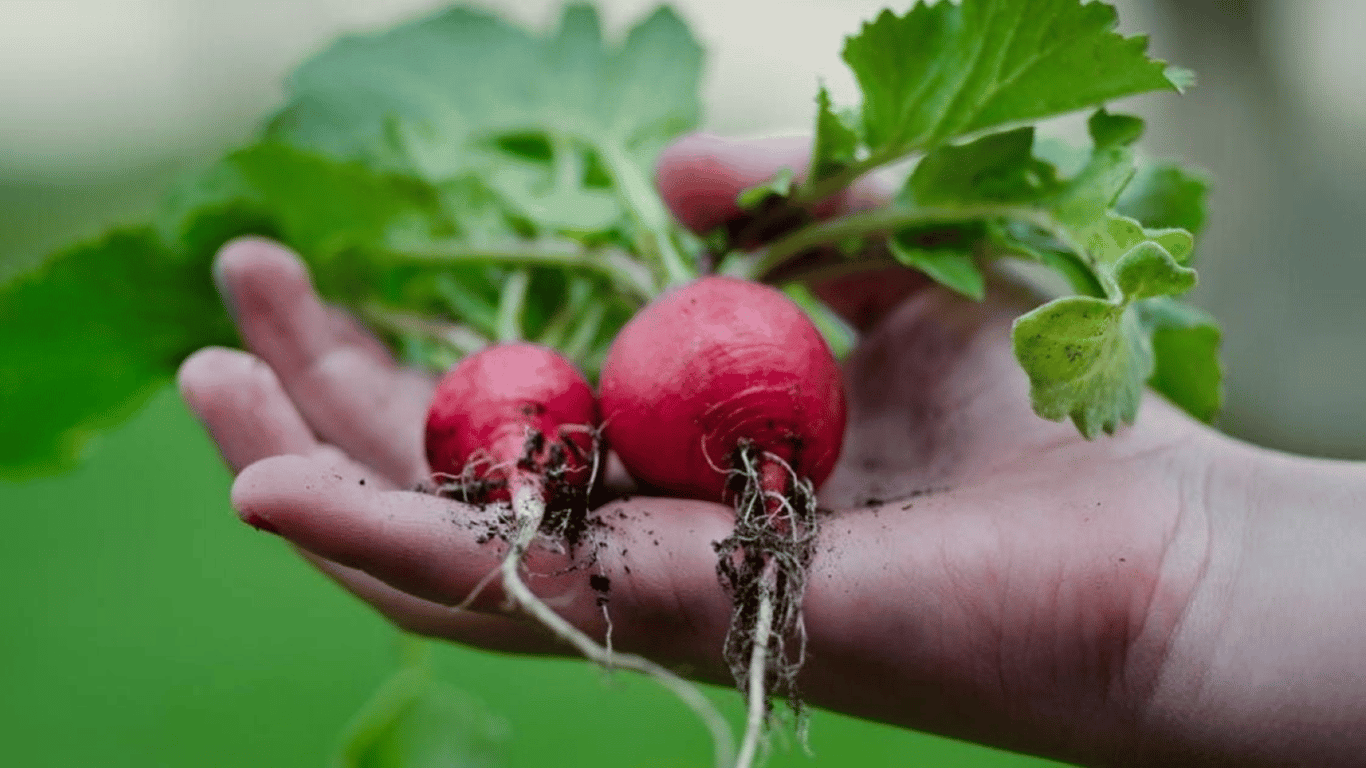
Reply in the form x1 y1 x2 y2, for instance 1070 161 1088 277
495 268 531 342
600 143 693 290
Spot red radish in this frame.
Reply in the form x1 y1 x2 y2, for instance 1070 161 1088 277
425 342 598 507
423 341 736 768
599 275 846 502
598 275 848 766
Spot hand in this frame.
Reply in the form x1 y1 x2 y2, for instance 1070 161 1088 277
178 133 1366 767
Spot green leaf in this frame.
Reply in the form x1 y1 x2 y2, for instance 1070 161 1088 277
1135 297 1223 422
266 3 702 249
1117 161 1210 236
1086 109 1146 148
897 111 1198 299
888 236 986 300
904 127 1058 206
781 282 858 358
174 145 467 310
736 167 795 210
1113 240 1196 300
334 667 509 768
810 84 860 183
1164 65 1197 93
226 144 451 261
433 274 500 337
841 0 1184 160
986 220 1106 298
163 143 455 258
1047 110 1144 243
0 228 235 478
1 143 477 476
1012 296 1151 437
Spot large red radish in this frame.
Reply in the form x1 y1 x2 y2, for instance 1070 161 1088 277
599 275 848 765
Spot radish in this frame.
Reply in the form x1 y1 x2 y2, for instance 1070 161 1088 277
424 341 735 768
599 276 847 764
425 341 599 512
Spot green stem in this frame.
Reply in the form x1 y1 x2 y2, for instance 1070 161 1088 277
495 268 531 343
757 203 1084 280
536 277 593 349
550 130 583 193
361 303 489 357
790 150 891 208
599 143 693 290
561 300 607 363
385 239 655 303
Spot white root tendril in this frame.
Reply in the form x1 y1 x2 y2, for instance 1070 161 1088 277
715 443 820 765
492 474 737 768
736 559 777 768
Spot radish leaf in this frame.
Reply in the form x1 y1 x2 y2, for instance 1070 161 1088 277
1012 229 1202 435
1118 162 1210 237
736 167 795 210
3 5 705 475
1136 298 1223 422
1013 298 1148 437
888 237 986 301
810 0 1189 195
810 85 860 184
0 228 235 479
267 4 702 263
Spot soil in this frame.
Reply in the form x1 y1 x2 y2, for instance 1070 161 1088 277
712 441 819 723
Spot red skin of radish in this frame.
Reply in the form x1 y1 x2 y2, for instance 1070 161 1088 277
599 276 847 503
424 342 599 502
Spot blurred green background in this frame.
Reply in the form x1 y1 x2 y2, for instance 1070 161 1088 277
3 0 1364 765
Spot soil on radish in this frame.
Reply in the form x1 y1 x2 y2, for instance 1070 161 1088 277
424 425 600 547
420 426 617 605
712 441 820 722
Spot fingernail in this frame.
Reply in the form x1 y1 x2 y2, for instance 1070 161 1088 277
243 513 280 535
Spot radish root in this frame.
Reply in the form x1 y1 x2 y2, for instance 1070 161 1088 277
716 442 819 766
440 429 738 768
737 559 777 768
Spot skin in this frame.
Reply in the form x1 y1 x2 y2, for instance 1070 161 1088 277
178 133 1366 767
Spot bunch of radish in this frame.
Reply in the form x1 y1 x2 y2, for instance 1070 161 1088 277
424 276 847 768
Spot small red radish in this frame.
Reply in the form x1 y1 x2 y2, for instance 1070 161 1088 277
425 342 598 508
598 275 848 765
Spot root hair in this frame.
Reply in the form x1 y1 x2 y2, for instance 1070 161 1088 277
713 440 819 762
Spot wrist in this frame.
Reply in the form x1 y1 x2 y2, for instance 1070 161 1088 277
1136 440 1366 766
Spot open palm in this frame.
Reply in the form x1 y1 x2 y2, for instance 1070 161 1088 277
179 134 1268 766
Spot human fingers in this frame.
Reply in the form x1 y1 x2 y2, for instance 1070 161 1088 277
231 452 739 673
302 553 559 655
175 345 551 646
213 237 434 487
177 346 321 474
